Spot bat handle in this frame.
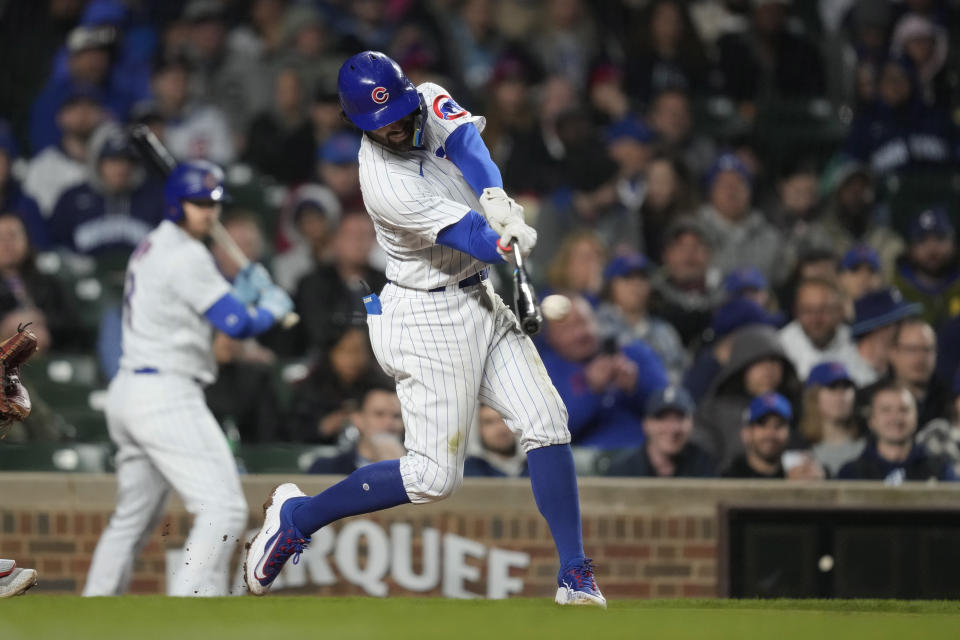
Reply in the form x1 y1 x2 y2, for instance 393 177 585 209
509 239 525 269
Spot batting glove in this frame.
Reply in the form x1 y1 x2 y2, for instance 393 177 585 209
258 285 294 322
232 263 274 304
479 187 524 235
497 220 537 261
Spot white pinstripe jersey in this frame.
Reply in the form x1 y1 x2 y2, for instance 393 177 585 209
358 83 488 290
118 220 231 384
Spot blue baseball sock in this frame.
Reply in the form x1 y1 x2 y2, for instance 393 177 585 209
291 459 411 534
526 444 586 566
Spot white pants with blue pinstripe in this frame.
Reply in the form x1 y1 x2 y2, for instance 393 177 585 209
83 372 248 596
369 280 570 503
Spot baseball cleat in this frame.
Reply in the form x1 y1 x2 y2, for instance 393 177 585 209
0 560 38 598
244 483 311 596
555 557 606 608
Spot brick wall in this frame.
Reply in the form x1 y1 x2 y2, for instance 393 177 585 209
0 474 956 597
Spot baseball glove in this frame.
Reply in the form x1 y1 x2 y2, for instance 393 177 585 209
0 324 38 438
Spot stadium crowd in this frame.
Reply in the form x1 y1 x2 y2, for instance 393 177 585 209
1 0 960 484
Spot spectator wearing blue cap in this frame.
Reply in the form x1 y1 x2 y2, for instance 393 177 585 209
693 325 800 471
724 266 770 308
606 116 655 215
149 57 235 165
892 206 960 329
696 152 783 282
838 380 955 482
838 245 883 314
846 287 922 386
47 122 164 260
604 386 716 478
317 131 363 211
721 392 804 479
0 121 48 249
799 362 864 476
595 253 686 382
538 295 668 450
243 68 316 186
779 277 857 380
917 366 960 480
23 85 107 217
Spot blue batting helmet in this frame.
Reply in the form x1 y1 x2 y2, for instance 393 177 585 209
163 160 225 222
337 51 420 131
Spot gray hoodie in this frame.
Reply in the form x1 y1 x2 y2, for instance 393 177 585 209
692 325 800 471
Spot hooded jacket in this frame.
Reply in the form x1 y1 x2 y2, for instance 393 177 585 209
47 124 163 257
692 325 801 470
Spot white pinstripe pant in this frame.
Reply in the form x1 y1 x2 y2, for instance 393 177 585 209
369 280 570 503
83 372 248 597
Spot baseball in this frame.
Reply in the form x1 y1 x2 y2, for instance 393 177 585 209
541 294 572 321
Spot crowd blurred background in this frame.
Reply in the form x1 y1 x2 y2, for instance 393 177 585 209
1 0 960 483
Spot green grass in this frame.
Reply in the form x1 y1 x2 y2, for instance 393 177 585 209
2 597 960 640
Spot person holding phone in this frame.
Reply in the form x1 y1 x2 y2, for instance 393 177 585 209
539 294 668 449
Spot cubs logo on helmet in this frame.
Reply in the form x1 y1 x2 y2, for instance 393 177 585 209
371 87 389 104
432 94 469 121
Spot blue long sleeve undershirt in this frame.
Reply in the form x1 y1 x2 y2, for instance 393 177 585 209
436 210 505 264
204 293 276 338
444 122 503 197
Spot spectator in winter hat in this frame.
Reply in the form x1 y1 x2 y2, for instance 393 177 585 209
892 206 960 328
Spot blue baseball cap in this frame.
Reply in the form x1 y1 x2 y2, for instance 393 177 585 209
839 245 880 272
851 287 922 338
724 267 767 296
710 298 784 339
604 253 651 282
909 206 954 242
57 82 105 111
605 118 656 145
748 392 792 424
318 132 361 165
806 361 854 388
705 152 753 191
645 386 695 417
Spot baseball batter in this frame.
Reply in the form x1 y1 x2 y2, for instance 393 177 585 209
245 51 605 606
84 161 293 597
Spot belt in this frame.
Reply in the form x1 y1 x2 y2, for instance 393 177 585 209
427 269 488 292
387 269 488 293
132 367 204 386
133 367 159 374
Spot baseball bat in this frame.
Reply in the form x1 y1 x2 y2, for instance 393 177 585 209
510 241 542 336
128 125 300 329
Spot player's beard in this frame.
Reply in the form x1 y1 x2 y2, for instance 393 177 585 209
370 112 417 152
